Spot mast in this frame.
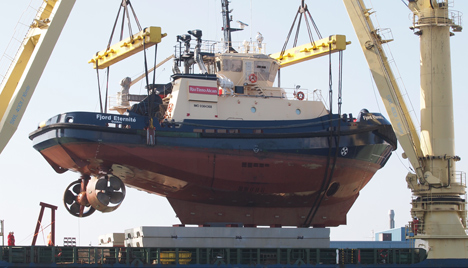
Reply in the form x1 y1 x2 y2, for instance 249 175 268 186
221 0 242 52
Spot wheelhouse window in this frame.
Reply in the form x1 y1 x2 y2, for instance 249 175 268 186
254 61 271 81
222 59 242 72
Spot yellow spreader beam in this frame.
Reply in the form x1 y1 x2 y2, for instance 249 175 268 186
270 35 350 68
89 26 167 69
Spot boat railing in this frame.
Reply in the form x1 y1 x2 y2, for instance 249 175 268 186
215 41 268 54
220 88 324 102
405 221 467 238
412 6 463 30
0 246 426 266
282 88 324 102
453 171 467 187
108 88 324 110
450 10 463 30
174 40 268 57
108 95 131 113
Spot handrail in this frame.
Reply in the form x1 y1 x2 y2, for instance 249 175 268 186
0 246 426 266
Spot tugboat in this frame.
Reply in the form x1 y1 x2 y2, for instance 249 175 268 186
29 0 396 227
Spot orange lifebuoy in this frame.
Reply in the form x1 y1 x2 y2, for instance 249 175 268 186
248 73 257 83
296 91 305 101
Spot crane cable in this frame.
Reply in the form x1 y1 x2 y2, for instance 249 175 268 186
95 60 104 113
277 1 345 227
279 0 322 60
95 0 143 114
302 44 343 227
142 38 159 129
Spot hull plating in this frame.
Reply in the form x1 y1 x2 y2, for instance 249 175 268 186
30 112 395 226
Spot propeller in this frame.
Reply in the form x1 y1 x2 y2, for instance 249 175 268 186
63 178 96 218
87 175 126 213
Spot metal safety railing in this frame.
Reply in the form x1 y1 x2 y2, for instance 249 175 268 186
0 246 426 266
405 221 468 237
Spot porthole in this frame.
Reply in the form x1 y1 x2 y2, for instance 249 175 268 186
251 107 257 113
296 109 301 115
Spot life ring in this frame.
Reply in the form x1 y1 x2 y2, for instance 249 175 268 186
379 249 388 259
248 73 257 83
296 91 305 101
167 103 174 112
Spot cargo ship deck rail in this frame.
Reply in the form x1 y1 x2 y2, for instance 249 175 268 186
0 246 426 267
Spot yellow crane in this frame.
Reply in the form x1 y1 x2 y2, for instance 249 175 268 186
0 0 167 154
344 0 467 259
0 0 75 154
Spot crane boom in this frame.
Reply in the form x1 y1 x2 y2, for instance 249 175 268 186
343 0 425 180
270 35 350 68
0 0 75 154
344 0 468 259
88 27 167 70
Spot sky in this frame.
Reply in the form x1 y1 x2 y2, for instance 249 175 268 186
0 0 467 246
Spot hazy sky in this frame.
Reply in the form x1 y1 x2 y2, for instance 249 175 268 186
0 0 467 246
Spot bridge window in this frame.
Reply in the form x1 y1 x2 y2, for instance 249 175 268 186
222 59 242 72
254 61 271 81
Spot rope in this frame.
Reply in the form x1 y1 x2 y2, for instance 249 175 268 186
21 221 55 245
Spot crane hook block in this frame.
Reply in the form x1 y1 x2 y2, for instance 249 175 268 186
88 26 167 69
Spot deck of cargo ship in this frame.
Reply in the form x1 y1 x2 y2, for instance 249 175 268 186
0 245 428 267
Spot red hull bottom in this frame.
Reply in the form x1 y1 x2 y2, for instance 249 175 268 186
38 141 384 227
168 195 358 227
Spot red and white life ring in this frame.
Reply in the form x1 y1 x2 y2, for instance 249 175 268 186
379 249 388 259
296 91 305 101
248 73 257 83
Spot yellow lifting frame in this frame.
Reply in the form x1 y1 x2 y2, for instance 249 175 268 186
270 35 350 68
89 26 167 69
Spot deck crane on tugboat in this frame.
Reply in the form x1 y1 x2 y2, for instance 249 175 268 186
344 0 467 259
